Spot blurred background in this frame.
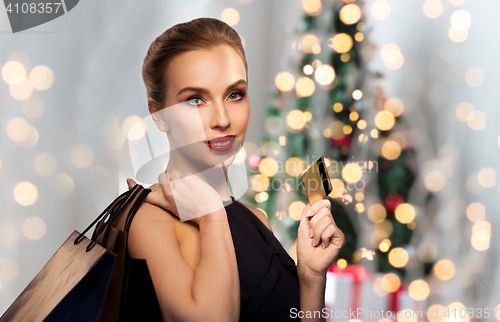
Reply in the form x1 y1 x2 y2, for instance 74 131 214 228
1 0 499 320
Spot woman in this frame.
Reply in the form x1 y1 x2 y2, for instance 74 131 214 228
125 17 346 322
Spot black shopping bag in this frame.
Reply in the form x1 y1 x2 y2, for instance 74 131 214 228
0 230 116 322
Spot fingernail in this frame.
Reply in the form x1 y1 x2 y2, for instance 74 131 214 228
309 228 313 238
322 241 326 249
126 178 130 184
306 210 312 217
311 239 316 247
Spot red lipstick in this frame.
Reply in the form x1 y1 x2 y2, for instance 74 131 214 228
204 135 236 152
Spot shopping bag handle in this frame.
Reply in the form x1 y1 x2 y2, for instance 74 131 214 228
99 184 151 252
74 184 150 252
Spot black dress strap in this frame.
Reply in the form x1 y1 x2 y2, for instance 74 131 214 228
223 195 235 207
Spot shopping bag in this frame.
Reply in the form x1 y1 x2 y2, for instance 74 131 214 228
0 183 159 322
0 230 116 322
92 183 163 322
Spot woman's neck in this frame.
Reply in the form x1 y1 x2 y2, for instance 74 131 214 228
165 149 232 201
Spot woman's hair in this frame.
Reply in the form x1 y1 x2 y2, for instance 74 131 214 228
142 17 248 110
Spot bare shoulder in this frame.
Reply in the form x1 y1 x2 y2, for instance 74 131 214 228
127 200 181 259
234 199 272 232
125 185 207 320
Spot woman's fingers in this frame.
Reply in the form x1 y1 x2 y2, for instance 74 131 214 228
308 206 345 249
309 207 330 230
306 199 331 218
320 224 337 248
127 178 137 190
311 214 332 247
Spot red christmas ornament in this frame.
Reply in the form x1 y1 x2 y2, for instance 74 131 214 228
385 193 404 212
331 136 352 148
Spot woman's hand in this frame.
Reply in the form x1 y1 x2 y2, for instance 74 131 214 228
126 171 224 225
296 199 346 282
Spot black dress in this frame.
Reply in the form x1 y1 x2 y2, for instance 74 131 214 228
123 196 302 321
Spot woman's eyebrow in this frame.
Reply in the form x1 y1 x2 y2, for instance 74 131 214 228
176 79 247 97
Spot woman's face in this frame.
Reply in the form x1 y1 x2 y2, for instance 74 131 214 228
156 44 250 171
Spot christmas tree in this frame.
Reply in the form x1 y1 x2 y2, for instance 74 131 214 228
243 0 429 290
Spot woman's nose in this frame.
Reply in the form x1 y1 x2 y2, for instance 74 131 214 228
210 101 231 131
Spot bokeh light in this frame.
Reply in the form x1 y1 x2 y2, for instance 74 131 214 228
301 34 321 54
379 238 391 252
259 157 279 177
285 157 305 176
465 67 484 87
340 4 361 25
395 203 416 224
303 0 322 16
448 26 468 43
122 115 144 138
466 202 485 222
221 8 240 26
329 33 353 53
408 279 430 301
29 65 54 91
477 167 496 188
374 111 395 131
275 71 295 92
314 64 336 85
471 220 491 251
13 181 38 206
2 60 26 85
295 76 316 97
424 171 446 192
329 178 346 198
287 110 307 131
337 258 347 269
466 110 486 131
34 152 58 176
381 140 401 160
427 304 446 322
71 144 95 169
251 174 270 192
367 204 387 223
352 89 363 100
388 247 409 268
433 259 456 280
7 117 31 142
450 9 471 31
9 77 33 100
371 0 390 20
423 0 443 19
23 216 46 240
50 173 75 198
289 201 306 221
342 162 363 184
384 97 404 116
17 125 39 148
381 272 400 292
381 43 404 70
127 117 147 142
455 102 474 121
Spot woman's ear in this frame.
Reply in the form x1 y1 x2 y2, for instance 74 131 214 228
148 97 169 132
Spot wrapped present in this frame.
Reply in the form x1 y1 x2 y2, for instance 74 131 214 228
325 264 389 322
389 282 429 318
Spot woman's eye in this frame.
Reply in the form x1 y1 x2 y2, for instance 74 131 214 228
186 97 202 106
229 92 245 100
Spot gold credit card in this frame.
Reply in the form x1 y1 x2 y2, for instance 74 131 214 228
301 156 332 205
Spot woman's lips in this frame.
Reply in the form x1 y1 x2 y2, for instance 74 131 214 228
204 135 236 152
